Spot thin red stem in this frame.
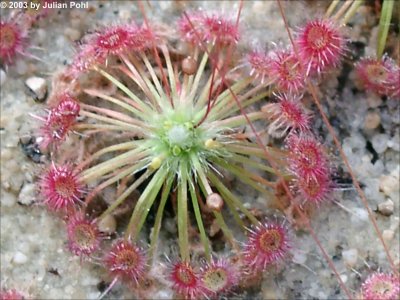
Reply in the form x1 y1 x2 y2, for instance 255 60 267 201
227 67 353 299
183 4 354 298
196 66 217 127
236 0 244 27
276 0 398 276
137 1 174 108
307 81 398 275
195 1 244 127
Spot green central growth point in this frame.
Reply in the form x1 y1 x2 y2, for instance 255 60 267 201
153 107 211 163
166 122 196 156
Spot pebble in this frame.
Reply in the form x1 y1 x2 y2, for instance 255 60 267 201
97 214 116 234
389 217 399 232
64 27 81 41
379 174 399 196
164 218 177 234
13 251 28 264
292 250 307 265
69 10 84 28
340 274 348 284
152 290 174 300
366 94 383 108
65 286 74 296
118 9 131 21
377 199 394 216
388 135 400 151
80 275 98 286
18 184 37 206
342 248 358 267
351 208 369 225
1 148 13 161
6 173 24 193
364 111 381 130
15 60 28 75
382 229 395 243
371 134 389 154
1 191 17 207
262 280 280 300
0 68 6 86
36 29 47 43
25 77 48 102
86 292 101 300
0 5 396 300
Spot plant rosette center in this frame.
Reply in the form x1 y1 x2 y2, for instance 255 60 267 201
171 262 199 293
97 30 129 50
149 106 219 171
366 64 389 84
372 281 394 297
163 121 198 156
281 56 302 81
116 249 140 270
202 267 229 293
72 224 97 249
0 25 17 49
258 228 283 253
307 27 331 50
177 266 197 286
55 175 78 198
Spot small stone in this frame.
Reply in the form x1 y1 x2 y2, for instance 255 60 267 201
351 208 369 224
36 29 47 43
361 155 370 163
64 27 81 41
292 250 307 265
371 134 389 154
342 248 358 267
377 199 394 216
15 60 28 75
379 175 399 196
20 135 43 163
86 292 101 300
98 214 117 234
1 148 13 160
152 290 174 300
390 217 399 232
366 93 383 108
1 191 17 207
69 9 84 28
13 251 28 264
18 183 36 206
340 274 348 284
387 134 400 151
7 171 24 192
382 229 394 243
364 112 380 130
25 77 48 102
19 135 32 145
209 219 221 237
81 275 98 286
0 68 6 86
262 281 280 299
164 218 176 234
118 9 131 21
65 286 74 295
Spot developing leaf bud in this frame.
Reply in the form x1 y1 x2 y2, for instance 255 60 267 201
206 193 224 211
182 57 197 75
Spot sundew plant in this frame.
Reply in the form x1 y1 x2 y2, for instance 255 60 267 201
0 1 399 299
